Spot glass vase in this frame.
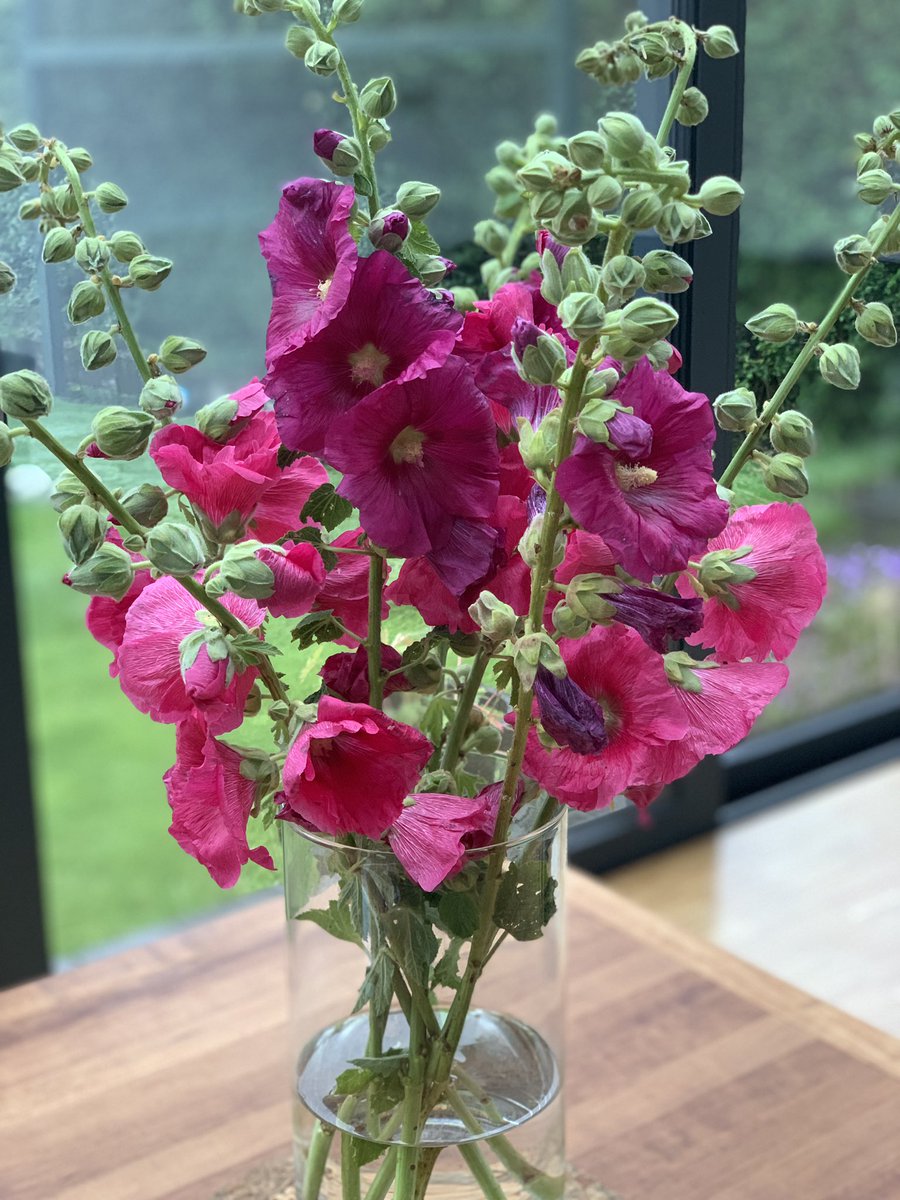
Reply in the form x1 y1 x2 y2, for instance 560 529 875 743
283 802 567 1200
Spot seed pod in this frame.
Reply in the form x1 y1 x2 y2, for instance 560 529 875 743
158 336 207 373
0 368 53 419
94 182 128 213
67 280 106 324
42 227 76 263
80 330 117 371
818 342 861 390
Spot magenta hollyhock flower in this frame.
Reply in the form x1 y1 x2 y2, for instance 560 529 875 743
387 791 496 892
227 378 270 432
278 697 432 839
164 713 275 888
117 575 263 733
556 358 729 581
150 409 327 542
267 250 462 456
328 358 500 589
320 643 410 704
312 529 389 644
533 666 608 754
255 540 326 619
606 585 703 653
678 502 827 663
520 625 687 811
258 177 357 362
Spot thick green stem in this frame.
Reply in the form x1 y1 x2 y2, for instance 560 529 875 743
440 643 492 772
363 1148 398 1200
498 209 533 270
302 1120 335 1200
366 554 385 708
341 1135 362 1200
655 21 698 147
394 1002 425 1200
458 1145 507 1200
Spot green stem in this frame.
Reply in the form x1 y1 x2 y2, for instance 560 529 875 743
302 1120 335 1200
394 1002 425 1200
363 1148 398 1200
719 200 900 490
498 209 533 270
458 1145 507 1200
366 553 385 708
341 1135 362 1200
655 21 698 147
440 643 492 772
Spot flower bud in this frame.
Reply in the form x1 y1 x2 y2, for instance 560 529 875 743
0 156 25 192
763 452 809 499
0 369 53 419
745 302 800 344
818 342 860 390
395 180 441 218
517 151 574 192
585 173 624 212
518 515 565 572
471 219 507 258
304 40 340 76
450 287 478 312
145 522 207 577
196 396 239 441
530 189 565 222
551 193 598 246
557 291 606 340
284 24 316 57
857 169 894 205
702 25 739 59
551 600 590 639
108 230 145 263
418 255 451 287
18 196 40 221
129 253 173 291
8 123 41 151
80 330 117 371
51 469 86 512
119 482 169 527
67 146 92 172
45 184 79 220
19 157 39 183
713 387 757 432
469 725 502 755
0 425 13 467
576 397 618 443
67 280 106 325
65 543 135 600
855 301 897 347
857 151 883 176
333 0 364 20
598 112 647 159
771 410 815 458
215 543 276 600
656 200 706 245
559 246 595 293
565 573 621 624
539 247 564 306
359 76 396 120
620 187 663 230
620 296 678 344
601 255 645 302
867 213 900 255
567 130 607 171
0 260 14 301
696 547 757 597
366 210 410 253
158 335 207 373
834 234 875 273
486 164 520 197
58 503 106 565
75 236 111 274
513 631 565 691
139 375 183 420
90 405 155 459
42 227 76 264
94 182 128 213
697 175 744 217
677 86 709 127
641 249 692 294
511 318 567 385
366 119 392 154
468 591 518 642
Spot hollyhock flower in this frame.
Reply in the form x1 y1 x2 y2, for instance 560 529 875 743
267 250 462 457
150 409 327 543
258 177 357 361
606 585 703 653
255 540 326 619
535 229 568 268
320 643 410 704
606 409 653 461
118 575 263 733
225 378 270 432
533 666 608 754
278 697 432 839
387 791 495 891
369 210 411 253
519 625 687 811
165 713 274 888
312 128 346 164
312 529 388 644
328 357 500 588
678 502 827 663
556 357 729 580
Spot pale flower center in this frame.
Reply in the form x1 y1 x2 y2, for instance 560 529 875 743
348 341 391 387
390 425 426 466
615 463 658 491
317 276 333 301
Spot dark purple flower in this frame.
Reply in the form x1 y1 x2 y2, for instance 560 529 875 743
369 210 411 252
533 665 608 755
535 229 569 268
606 410 653 461
526 483 547 522
511 316 542 358
313 128 346 162
607 585 703 653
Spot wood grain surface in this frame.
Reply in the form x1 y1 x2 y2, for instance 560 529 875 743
1 871 899 1200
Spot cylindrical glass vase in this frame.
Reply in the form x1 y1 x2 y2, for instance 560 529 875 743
283 804 567 1200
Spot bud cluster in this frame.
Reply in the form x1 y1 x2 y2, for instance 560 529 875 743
576 15 736 96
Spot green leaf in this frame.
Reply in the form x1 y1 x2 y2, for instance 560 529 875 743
494 860 558 942
407 220 441 258
368 1073 405 1116
352 947 393 1016
228 633 282 668
291 610 346 650
349 1048 409 1076
420 693 454 747
454 767 485 798
295 900 365 949
353 172 374 198
437 891 480 939
385 906 440 987
334 1067 372 1095
432 939 464 990
492 656 516 694
301 482 354 531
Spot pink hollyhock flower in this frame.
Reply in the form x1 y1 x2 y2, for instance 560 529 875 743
519 625 687 810
328 357 500 587
267 250 462 456
556 357 729 580
311 529 389 645
117 576 263 733
255 540 326 619
320 643 410 704
678 502 827 663
387 792 494 891
150 409 326 542
165 713 275 888
258 177 357 362
278 697 432 839
225 378 270 433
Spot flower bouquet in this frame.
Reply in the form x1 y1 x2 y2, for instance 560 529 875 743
2 2 898 1198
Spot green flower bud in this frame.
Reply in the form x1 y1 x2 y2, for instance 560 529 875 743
834 234 875 273
359 76 397 120
620 296 678 344
50 469 86 512
67 280 106 324
697 175 744 217
0 424 14 468
598 112 647 159
75 236 111 274
333 0 364 21
656 200 707 245
855 301 897 347
557 291 606 340
867 213 900 255
513 329 568 387
565 573 620 623
557 247 593 294
529 189 565 222
42 227 76 264
139 375 183 420
80 330 117 371
468 725 502 755
91 405 155 459
0 260 14 295
513 631 565 691
601 255 645 302
696 547 757 599
52 184 80 220
551 193 598 247
567 131 607 171
818 342 861 390
416 255 447 288
284 25 316 57
745 302 800 344
330 136 363 177
106 230 145 263
620 187 663 230
468 591 518 642
367 119 392 153
214 543 276 600
128 253 173 291
495 140 525 170
771 410 815 458
763 452 809 499
857 169 894 205
145 522 207 577
576 397 619 443
583 173 622 213
67 146 93 172
518 151 574 192
857 151 883 176
713 387 757 432
19 157 40 183
158 336 207 374
641 249 693 294
94 182 128 213
0 369 53 419
119 483 169 528
8 123 41 151
551 600 590 639
702 25 739 59
485 164 520 196
873 114 895 140
18 197 41 220
473 219 509 258
304 41 341 77
677 86 709 127
196 396 239 441
450 286 478 312
0 156 25 192
66 543 135 601
58 503 106 565
395 180 441 219
516 412 559 475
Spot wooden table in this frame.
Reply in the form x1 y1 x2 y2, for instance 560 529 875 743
2 871 900 1200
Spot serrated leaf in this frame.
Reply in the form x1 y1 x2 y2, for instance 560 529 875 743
300 483 354 532
494 860 557 942
291 610 345 650
334 1067 372 1095
295 900 365 949
492 657 516 694
346 1133 386 1167
385 906 439 986
349 1048 409 1076
432 939 463 990
352 947 394 1016
437 891 480 939
229 634 282 668
368 1072 406 1116
407 220 441 258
